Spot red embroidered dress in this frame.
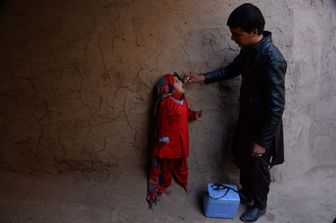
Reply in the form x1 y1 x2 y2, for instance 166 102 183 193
154 95 196 159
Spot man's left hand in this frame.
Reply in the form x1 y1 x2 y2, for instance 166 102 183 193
250 143 266 157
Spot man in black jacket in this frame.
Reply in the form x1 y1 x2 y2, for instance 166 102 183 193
187 3 286 222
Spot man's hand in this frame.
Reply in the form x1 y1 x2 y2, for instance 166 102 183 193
250 143 266 157
184 73 205 83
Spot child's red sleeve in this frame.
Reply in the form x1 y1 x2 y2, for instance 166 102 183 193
157 102 169 141
157 99 178 143
188 109 197 121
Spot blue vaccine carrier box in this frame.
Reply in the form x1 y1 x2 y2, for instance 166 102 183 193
203 183 240 219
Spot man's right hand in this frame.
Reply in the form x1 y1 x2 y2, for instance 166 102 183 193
184 73 205 84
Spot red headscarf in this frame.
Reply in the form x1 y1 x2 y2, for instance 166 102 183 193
156 74 175 96
156 73 184 101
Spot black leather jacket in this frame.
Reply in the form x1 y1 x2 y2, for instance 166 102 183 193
204 31 287 150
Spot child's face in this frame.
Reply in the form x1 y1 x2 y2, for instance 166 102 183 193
173 76 185 94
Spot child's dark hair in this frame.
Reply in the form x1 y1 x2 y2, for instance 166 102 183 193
227 3 265 35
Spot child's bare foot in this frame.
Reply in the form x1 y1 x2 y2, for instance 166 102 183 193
164 187 172 195
183 185 191 194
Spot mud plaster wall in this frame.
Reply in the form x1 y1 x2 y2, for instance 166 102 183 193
0 0 335 182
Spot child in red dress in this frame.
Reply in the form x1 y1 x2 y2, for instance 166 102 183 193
146 73 201 207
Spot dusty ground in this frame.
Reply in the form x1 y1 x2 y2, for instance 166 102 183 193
0 167 335 223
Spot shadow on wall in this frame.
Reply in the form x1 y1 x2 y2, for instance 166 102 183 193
218 82 240 184
219 122 238 183
0 0 9 11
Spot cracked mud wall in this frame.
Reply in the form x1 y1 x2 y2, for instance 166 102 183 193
0 0 335 181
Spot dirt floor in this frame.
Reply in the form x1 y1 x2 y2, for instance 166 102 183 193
0 167 335 223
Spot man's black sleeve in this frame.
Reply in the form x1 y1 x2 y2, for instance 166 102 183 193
203 54 242 84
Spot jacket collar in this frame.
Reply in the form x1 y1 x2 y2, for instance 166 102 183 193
252 31 272 50
243 31 272 52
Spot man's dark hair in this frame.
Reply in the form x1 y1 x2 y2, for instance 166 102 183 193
227 3 265 35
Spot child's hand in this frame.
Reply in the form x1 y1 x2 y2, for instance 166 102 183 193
188 109 202 121
196 110 202 118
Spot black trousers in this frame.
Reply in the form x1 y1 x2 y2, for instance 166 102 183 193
239 151 271 209
232 112 275 209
